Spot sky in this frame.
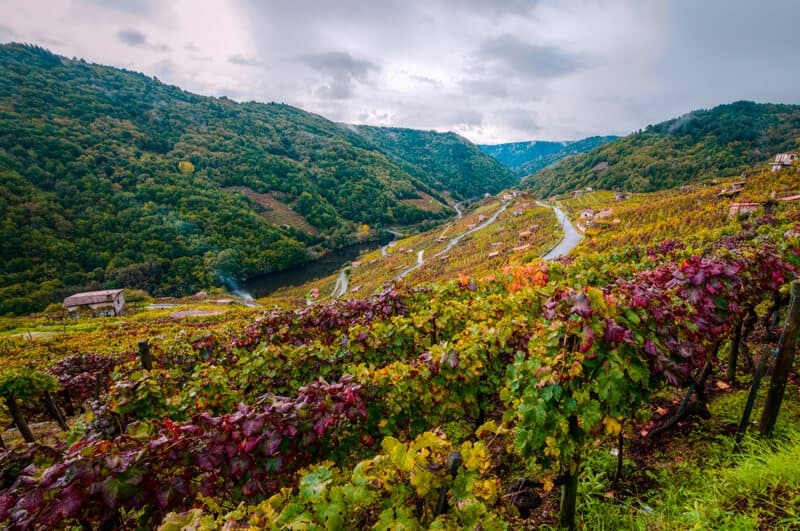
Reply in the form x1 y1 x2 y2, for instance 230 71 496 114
1 0 799 144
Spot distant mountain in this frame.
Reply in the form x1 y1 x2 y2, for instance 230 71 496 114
524 101 800 197
479 136 618 177
0 43 512 313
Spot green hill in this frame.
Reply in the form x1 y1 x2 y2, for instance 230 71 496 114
352 125 516 199
0 43 513 313
524 101 800 197
479 135 617 176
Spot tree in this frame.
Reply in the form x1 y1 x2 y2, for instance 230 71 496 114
177 160 195 174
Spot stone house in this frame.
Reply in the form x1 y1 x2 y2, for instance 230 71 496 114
63 289 126 317
728 202 761 219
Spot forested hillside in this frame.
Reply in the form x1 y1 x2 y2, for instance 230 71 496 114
352 125 516 199
479 135 617 177
0 44 512 313
525 101 800 197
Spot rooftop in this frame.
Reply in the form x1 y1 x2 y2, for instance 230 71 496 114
63 289 124 307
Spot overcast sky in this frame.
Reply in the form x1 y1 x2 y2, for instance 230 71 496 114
2 0 799 144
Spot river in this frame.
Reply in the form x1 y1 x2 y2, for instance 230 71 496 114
241 238 391 298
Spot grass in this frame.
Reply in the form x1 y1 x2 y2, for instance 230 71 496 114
560 382 800 530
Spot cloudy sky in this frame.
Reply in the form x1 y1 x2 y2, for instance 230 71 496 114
1 0 799 144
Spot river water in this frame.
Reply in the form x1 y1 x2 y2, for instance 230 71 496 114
241 238 390 298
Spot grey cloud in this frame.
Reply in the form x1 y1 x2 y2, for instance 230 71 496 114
442 0 537 17
241 0 534 25
116 28 170 52
185 43 211 63
300 52 378 100
0 24 17 40
153 58 174 79
36 36 66 47
88 0 155 15
301 52 377 80
655 0 800 114
477 34 581 78
410 75 441 87
117 28 146 46
496 107 541 135
229 54 264 67
459 78 509 99
448 108 483 127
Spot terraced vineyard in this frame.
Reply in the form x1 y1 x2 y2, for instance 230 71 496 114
0 167 799 529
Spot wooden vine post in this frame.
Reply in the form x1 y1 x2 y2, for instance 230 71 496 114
5 393 35 443
734 347 770 450
559 458 580 531
0 369 62 444
138 340 153 370
43 391 68 431
725 317 744 382
759 281 800 436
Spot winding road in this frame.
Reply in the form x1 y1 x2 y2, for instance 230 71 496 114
380 230 404 257
335 197 581 297
332 270 348 298
542 203 582 260
396 201 510 279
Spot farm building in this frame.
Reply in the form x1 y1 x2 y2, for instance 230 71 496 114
770 153 797 171
63 289 126 317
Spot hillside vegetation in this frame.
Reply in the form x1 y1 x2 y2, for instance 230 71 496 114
0 43 514 314
480 135 618 176
525 101 800 197
353 125 516 199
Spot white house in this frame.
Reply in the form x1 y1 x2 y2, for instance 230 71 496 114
63 289 126 317
770 153 797 171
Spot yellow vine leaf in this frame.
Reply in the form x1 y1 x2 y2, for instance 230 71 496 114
602 416 622 436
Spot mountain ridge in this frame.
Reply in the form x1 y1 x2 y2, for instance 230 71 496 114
524 101 800 197
479 135 618 176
